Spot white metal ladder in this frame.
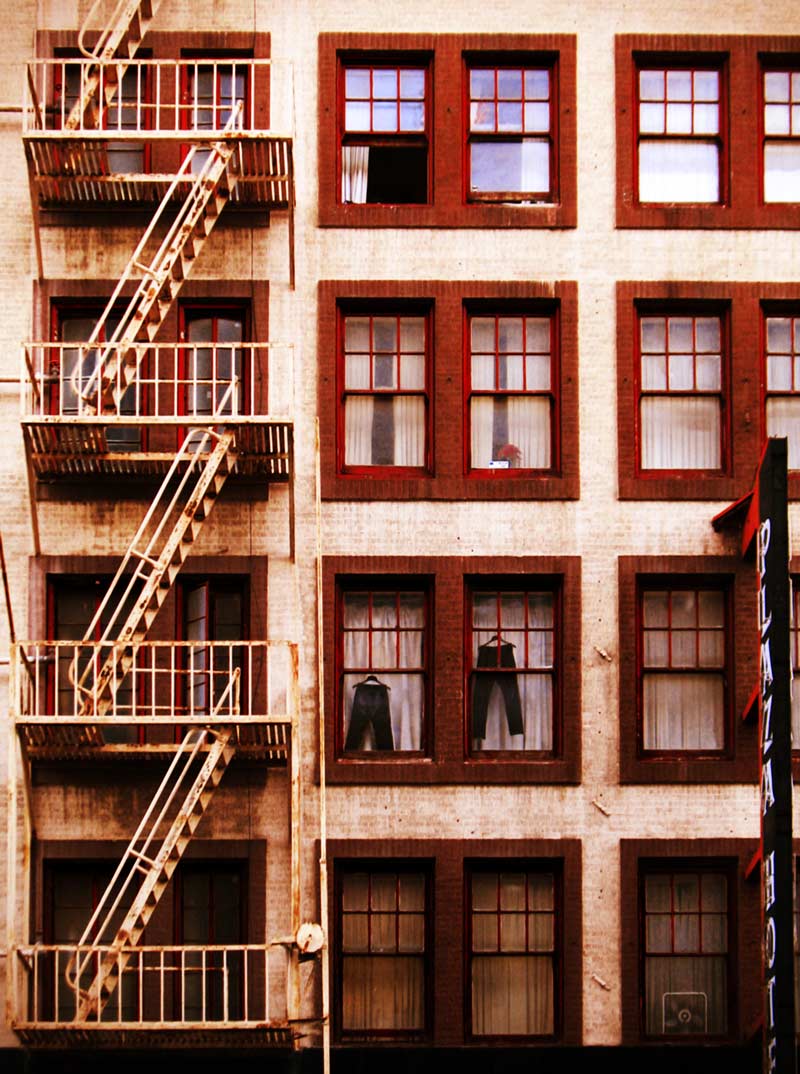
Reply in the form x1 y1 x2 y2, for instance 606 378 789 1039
70 420 239 718
72 106 243 417
65 677 239 1021
65 0 163 131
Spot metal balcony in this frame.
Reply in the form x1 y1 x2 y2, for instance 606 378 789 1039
11 942 294 1047
23 58 294 211
12 639 297 761
21 341 293 480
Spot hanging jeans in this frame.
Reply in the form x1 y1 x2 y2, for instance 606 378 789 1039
472 641 524 739
345 680 395 750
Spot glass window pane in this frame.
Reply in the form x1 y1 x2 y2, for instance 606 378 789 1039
768 317 792 353
497 70 522 99
499 873 526 910
372 101 397 132
470 139 550 194
639 102 665 134
499 912 526 951
525 69 550 100
645 873 672 911
470 69 494 99
472 873 498 911
640 70 665 101
345 69 370 99
764 144 800 203
345 100 370 132
642 353 667 388
399 102 425 131
373 70 397 99
666 70 693 101
694 70 719 102
641 317 666 352
400 69 425 99
524 101 550 132
666 102 693 134
497 102 523 131
639 141 720 203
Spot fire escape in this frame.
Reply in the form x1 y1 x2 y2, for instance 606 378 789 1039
7 0 320 1049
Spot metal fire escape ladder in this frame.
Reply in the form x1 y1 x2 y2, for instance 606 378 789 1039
72 106 243 417
65 674 239 1022
69 419 239 719
65 0 163 132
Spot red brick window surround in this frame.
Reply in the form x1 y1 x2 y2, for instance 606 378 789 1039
329 839 581 1047
618 557 757 785
620 841 759 1047
616 35 800 229
323 556 581 786
319 280 579 502
319 34 576 229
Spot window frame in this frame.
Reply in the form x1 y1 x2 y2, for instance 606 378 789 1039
616 35 800 230
320 280 579 502
323 556 581 786
465 859 562 1041
636 578 731 758
463 52 560 206
463 303 560 478
333 859 433 1043
619 557 757 785
336 301 433 477
319 33 577 229
464 576 562 759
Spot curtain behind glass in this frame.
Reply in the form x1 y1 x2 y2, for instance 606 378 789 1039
640 397 720 469
643 673 724 749
342 146 370 203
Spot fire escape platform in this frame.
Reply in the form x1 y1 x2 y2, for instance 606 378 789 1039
13 1024 295 1050
21 418 293 481
23 133 294 211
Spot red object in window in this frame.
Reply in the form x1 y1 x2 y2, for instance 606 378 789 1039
465 310 558 475
337 305 431 476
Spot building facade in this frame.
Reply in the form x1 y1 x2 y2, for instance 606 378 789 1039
0 0 797 1070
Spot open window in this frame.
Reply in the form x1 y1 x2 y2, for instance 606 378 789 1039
339 58 430 205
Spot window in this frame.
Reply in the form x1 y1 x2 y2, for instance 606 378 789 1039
177 863 244 1021
180 306 246 418
44 862 136 1022
468 866 557 1038
467 584 557 754
320 34 577 228
636 64 723 204
763 66 800 203
641 866 729 1037
764 312 800 469
639 584 727 753
637 311 725 472
466 61 554 203
339 60 429 205
467 311 555 473
337 582 428 754
53 305 142 451
339 308 429 473
337 865 428 1038
178 579 245 717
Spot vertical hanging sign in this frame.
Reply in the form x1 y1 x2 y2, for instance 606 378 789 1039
758 438 796 1074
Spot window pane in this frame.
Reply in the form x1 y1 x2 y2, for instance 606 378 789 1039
645 956 727 1034
639 141 720 203
643 672 724 750
342 955 424 1031
764 144 800 203
471 956 554 1036
470 140 550 195
524 102 550 132
640 396 721 470
470 396 551 470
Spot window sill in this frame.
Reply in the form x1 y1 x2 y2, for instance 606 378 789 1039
327 757 580 785
322 472 579 501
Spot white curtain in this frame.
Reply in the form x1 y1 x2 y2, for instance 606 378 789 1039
472 676 552 751
643 673 724 749
764 144 800 203
472 957 553 1035
638 141 720 203
767 398 800 470
470 397 550 469
640 397 721 470
345 396 424 467
342 146 370 204
343 956 424 1031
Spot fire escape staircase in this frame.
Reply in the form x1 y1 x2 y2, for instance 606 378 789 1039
65 691 238 1021
66 0 163 132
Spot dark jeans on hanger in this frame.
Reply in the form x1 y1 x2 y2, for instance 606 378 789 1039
472 641 524 739
345 680 395 750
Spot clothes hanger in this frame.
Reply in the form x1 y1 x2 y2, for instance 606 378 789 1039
479 633 515 647
354 673 391 688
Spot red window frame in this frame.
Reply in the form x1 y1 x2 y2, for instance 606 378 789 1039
334 861 432 1042
763 305 800 470
464 579 561 758
636 579 731 758
464 305 558 476
46 576 145 744
760 58 800 205
634 306 728 477
336 303 432 476
178 302 251 424
639 862 733 1039
464 54 558 205
337 53 432 206
335 578 431 757
634 58 726 207
465 861 561 1040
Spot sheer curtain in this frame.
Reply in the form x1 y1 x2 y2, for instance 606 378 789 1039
472 958 553 1035
645 957 727 1034
342 146 370 203
470 397 550 469
643 673 723 750
345 396 424 467
640 397 721 469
